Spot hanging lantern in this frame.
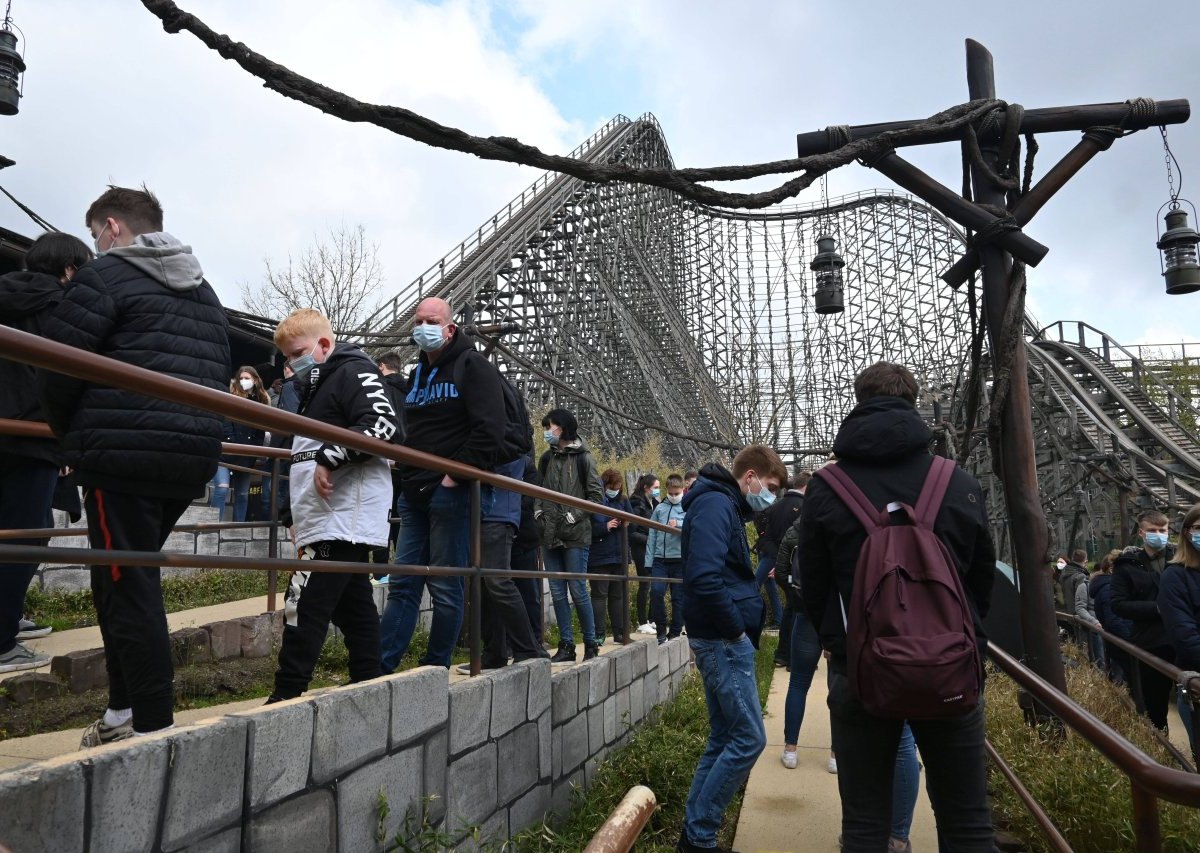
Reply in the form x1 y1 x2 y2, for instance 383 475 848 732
1157 203 1200 295
0 27 23 117
811 234 845 314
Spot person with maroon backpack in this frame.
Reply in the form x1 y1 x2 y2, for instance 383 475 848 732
798 362 996 853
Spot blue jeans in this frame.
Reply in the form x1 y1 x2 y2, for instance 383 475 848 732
544 546 595 646
1178 685 1197 761
755 554 783 625
380 485 468 669
783 610 822 744
0 456 57 654
892 723 920 841
210 466 252 522
651 558 684 638
684 636 767 847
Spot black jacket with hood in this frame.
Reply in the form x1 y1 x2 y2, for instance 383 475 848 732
797 396 996 667
399 329 504 502
0 270 67 466
1111 543 1177 651
38 234 229 500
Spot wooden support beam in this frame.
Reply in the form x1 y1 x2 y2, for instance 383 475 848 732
796 98 1190 156
867 150 1050 267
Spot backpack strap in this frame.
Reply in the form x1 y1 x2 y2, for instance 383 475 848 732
814 465 881 532
913 456 956 528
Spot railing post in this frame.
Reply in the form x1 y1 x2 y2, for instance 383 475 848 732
468 480 483 677
267 456 281 612
620 523 631 645
1130 782 1162 852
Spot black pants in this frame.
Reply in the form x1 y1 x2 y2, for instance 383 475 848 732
631 542 650 624
274 540 381 700
511 542 542 639
0 455 57 654
86 488 192 733
828 668 994 852
1137 645 1177 731
480 523 542 664
588 563 625 642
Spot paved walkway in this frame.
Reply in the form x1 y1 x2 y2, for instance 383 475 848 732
733 657 938 852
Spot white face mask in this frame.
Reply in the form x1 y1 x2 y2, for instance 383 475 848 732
1056 560 1066 571
666 493 683 505
239 378 254 392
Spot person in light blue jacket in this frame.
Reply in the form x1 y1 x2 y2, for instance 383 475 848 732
646 473 686 643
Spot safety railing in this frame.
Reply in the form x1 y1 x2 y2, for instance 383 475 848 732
0 324 683 678
583 785 657 853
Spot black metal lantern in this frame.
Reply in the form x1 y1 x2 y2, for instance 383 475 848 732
1157 203 1200 295
0 26 23 117
811 234 845 314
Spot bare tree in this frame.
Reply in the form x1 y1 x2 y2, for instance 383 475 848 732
240 224 386 331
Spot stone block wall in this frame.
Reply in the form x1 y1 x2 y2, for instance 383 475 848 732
0 637 694 853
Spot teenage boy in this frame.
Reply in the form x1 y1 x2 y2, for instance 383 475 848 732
676 445 787 853
267 309 397 702
647 473 687 644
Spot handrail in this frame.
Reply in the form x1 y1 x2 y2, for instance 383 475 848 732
0 418 297 462
983 740 1073 852
583 785 657 853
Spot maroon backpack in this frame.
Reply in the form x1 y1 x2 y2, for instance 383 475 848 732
815 456 980 720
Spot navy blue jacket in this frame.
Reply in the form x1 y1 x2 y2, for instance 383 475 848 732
680 463 764 648
1089 573 1134 641
589 494 632 567
1158 563 1200 671
484 456 525 529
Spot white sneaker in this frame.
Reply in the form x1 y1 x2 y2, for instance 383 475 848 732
781 750 798 770
79 717 135 748
636 622 656 634
17 618 53 640
827 756 838 774
0 642 49 673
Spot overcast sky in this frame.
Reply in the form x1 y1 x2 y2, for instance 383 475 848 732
2 0 1197 350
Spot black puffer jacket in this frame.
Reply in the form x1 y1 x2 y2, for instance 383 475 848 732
38 234 229 500
1111 544 1176 651
0 270 66 466
797 396 996 665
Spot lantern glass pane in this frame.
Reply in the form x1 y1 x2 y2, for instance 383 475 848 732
1164 243 1199 270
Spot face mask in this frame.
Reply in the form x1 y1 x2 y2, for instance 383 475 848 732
543 430 559 447
1191 532 1200 550
289 345 318 378
1055 560 1066 571
93 222 112 256
1144 531 1169 551
605 489 619 499
651 488 660 499
666 494 682 505
745 474 776 511
412 322 447 352
239 378 254 392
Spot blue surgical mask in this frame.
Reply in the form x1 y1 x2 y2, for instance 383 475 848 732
543 430 559 447
288 345 318 378
1145 531 1169 551
1190 532 1200 550
651 488 660 499
745 474 776 512
412 322 447 352
605 489 619 499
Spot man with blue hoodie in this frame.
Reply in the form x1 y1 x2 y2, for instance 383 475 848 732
647 473 687 643
676 445 788 853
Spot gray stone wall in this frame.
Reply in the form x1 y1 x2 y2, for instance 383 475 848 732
0 637 694 852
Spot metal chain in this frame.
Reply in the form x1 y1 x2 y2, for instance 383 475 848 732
1161 125 1181 207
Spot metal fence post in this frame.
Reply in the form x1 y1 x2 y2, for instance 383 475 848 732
469 480 483 677
620 523 630 645
267 456 280 612
1130 782 1162 852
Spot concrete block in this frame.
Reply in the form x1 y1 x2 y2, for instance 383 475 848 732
585 657 610 707
550 769 583 823
311 679 390 784
232 697 314 810
161 719 247 851
195 532 220 556
646 640 660 672
508 782 551 835
660 671 670 703
389 666 448 748
172 626 213 666
424 728 449 826
180 826 241 853
269 609 284 636
587 703 605 756
632 641 648 677
88 736 170 852
50 647 107 694
453 810 507 851
670 637 684 671
245 538 272 559
644 670 660 715
4 672 65 704
630 677 645 726
203 619 242 660
0 759 86 853
221 526 252 541
613 646 633 689
218 540 246 557
489 664 529 738
615 686 631 736
239 613 273 658
537 710 551 779
560 712 588 775
584 746 609 787
523 657 551 720
603 696 617 745
445 743 498 838
448 676 491 756
247 787 335 853
41 566 91 593
496 721 540 806
550 668 577 725
338 747 423 853
551 724 562 780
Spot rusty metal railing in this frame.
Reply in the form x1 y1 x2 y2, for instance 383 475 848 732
582 785 657 853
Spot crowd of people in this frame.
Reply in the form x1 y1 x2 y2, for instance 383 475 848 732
4 186 1200 853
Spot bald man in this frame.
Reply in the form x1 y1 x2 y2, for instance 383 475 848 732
379 298 506 669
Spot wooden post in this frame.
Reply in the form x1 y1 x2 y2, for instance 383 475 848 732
965 38 1067 692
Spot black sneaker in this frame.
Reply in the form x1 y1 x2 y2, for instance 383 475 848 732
583 643 599 661
550 641 577 663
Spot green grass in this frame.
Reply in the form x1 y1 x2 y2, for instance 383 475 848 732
512 634 778 851
986 643 1200 851
23 570 271 632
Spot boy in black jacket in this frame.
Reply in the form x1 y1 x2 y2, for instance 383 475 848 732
267 309 397 701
